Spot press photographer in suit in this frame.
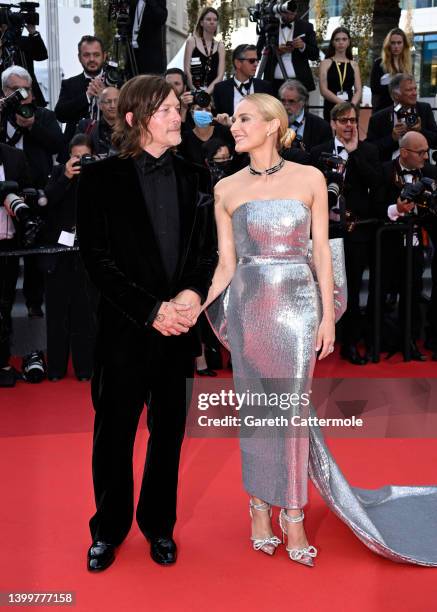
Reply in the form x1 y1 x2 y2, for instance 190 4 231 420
311 102 382 365
367 73 437 163
129 0 168 75
77 75 217 572
256 1 319 95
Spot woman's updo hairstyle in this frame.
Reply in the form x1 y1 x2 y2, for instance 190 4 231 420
244 93 295 149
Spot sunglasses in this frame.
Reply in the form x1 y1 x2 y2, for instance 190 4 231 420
335 117 358 125
237 57 258 64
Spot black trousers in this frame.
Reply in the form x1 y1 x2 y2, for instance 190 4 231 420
0 239 19 368
23 255 44 309
341 239 373 346
425 222 437 347
44 253 97 379
89 348 195 546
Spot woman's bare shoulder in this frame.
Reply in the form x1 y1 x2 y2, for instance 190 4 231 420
283 161 324 181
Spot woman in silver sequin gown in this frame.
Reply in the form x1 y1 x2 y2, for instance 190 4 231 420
202 94 437 567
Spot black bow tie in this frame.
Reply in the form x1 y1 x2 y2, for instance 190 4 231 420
400 168 420 177
336 145 345 154
140 151 173 175
281 22 292 28
235 79 251 94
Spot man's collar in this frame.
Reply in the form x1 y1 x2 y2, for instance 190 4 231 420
135 148 173 174
234 75 251 86
83 69 104 80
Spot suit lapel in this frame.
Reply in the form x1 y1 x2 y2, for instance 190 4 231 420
173 155 200 277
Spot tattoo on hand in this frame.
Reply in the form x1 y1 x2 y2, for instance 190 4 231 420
156 314 164 322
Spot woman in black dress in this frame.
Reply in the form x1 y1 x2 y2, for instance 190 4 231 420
319 27 362 122
184 7 225 96
370 28 411 113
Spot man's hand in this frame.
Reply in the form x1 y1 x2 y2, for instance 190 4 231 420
392 121 408 141
25 24 36 35
343 124 359 153
291 37 305 50
278 44 290 55
171 289 202 325
215 113 232 128
15 114 35 129
152 301 194 336
180 91 194 108
87 77 105 99
64 156 82 179
396 197 415 214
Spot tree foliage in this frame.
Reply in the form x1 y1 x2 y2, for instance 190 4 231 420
93 0 116 56
341 0 374 83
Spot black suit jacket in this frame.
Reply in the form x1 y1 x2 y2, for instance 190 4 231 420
0 107 64 188
6 32 48 107
129 0 167 75
55 73 91 150
43 164 78 245
311 139 382 241
0 142 32 186
369 58 392 114
256 19 319 91
366 102 437 163
302 112 332 151
77 153 217 360
212 77 274 116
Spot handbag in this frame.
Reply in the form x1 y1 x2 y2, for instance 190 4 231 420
206 238 347 352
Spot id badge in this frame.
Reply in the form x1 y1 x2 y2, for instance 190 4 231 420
337 91 348 101
58 230 75 247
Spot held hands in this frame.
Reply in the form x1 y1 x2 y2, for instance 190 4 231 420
396 197 415 215
152 301 194 336
315 317 335 360
86 77 105 99
171 289 202 325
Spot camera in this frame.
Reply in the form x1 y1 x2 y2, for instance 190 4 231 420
72 154 97 169
0 88 35 120
400 177 437 215
394 103 418 129
0 181 45 247
0 2 39 67
248 1 297 34
188 57 212 108
319 152 346 209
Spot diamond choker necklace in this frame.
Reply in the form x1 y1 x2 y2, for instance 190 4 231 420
249 157 285 176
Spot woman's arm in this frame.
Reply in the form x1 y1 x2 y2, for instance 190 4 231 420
310 169 335 359
201 181 237 310
319 59 344 105
184 36 196 90
206 41 226 94
351 61 362 106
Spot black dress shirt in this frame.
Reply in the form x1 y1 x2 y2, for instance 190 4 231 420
134 149 180 283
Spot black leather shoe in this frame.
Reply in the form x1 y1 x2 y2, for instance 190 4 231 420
149 536 177 565
432 351 437 362
196 368 217 377
340 344 368 366
407 342 427 362
87 541 116 572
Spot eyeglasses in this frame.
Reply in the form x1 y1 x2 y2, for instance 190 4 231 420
100 99 118 106
335 117 358 125
404 148 428 157
280 98 301 104
7 86 31 93
237 57 258 64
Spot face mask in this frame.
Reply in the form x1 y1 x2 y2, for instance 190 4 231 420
193 110 213 128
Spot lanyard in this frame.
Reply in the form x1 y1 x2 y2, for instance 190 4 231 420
335 61 348 93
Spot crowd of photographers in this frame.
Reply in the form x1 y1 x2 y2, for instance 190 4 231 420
1 0 437 387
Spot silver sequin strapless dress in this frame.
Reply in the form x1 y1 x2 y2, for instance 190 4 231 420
208 199 437 567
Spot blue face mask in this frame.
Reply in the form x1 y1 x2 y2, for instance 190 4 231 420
193 110 213 128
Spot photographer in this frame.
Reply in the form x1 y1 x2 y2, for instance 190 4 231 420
376 131 437 360
76 86 119 156
212 44 273 118
0 141 36 387
311 102 382 365
42 133 98 381
55 36 107 151
164 68 193 129
0 64 64 318
255 1 319 96
0 4 48 107
279 79 332 151
367 73 437 163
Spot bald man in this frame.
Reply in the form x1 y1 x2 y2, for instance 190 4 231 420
376 130 437 360
76 86 120 156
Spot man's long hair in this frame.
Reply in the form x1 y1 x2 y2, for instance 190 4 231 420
112 75 173 158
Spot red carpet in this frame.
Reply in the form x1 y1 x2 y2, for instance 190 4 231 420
1 350 437 611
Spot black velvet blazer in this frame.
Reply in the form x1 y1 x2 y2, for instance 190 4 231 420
76 153 218 359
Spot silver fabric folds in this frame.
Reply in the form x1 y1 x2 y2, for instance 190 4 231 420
206 199 437 567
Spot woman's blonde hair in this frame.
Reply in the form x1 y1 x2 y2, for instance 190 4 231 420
243 93 295 149
381 28 411 75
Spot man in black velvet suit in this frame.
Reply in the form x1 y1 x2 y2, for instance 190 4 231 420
55 36 107 154
213 44 273 117
311 102 382 365
77 75 217 571
256 4 319 95
367 73 437 163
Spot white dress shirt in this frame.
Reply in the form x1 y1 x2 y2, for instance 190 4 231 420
233 76 254 111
